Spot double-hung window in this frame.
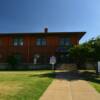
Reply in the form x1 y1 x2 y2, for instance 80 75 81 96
13 37 24 46
60 38 71 46
36 38 46 46
0 39 3 46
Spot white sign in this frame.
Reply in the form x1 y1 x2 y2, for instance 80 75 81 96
33 58 37 64
33 54 40 64
98 61 100 73
50 56 56 65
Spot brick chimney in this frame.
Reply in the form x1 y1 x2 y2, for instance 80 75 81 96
44 27 48 33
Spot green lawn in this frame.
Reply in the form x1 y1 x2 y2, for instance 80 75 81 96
0 70 55 100
89 76 100 93
91 80 100 93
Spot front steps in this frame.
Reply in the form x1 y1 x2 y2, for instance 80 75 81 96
56 64 77 70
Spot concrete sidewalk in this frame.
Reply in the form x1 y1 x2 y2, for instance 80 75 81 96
39 71 100 100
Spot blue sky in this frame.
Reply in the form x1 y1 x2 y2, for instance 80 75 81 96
0 0 100 43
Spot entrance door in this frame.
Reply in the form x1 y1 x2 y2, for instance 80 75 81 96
56 52 68 64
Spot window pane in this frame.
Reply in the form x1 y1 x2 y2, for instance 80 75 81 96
36 38 41 46
60 38 71 46
60 38 65 46
42 39 46 46
64 38 71 46
14 42 18 46
0 39 2 46
13 37 23 46
13 38 18 46
36 38 46 46
19 38 23 46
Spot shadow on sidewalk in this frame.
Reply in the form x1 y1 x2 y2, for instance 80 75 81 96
29 70 100 84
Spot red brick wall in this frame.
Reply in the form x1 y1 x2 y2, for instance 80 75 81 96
0 34 80 63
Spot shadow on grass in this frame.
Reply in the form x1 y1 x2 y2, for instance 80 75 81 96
29 70 100 84
29 71 56 79
29 70 81 81
79 71 100 84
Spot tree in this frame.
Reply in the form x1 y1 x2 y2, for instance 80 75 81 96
84 37 100 62
83 37 100 74
69 44 89 69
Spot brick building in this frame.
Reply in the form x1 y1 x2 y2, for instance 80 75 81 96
0 28 85 64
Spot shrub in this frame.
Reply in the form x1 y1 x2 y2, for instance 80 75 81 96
7 55 19 70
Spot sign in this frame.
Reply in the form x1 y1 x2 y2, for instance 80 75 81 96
33 54 40 64
50 56 56 65
98 61 100 73
33 58 37 64
50 56 56 70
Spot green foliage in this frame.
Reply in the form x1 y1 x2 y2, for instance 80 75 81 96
69 36 100 69
69 45 89 69
84 37 100 61
7 54 21 70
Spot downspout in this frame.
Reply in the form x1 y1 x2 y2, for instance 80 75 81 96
27 36 30 64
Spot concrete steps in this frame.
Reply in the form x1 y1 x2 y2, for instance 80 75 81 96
57 64 77 70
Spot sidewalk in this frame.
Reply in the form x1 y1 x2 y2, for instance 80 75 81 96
39 71 100 100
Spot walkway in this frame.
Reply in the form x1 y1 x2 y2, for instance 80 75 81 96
40 71 100 100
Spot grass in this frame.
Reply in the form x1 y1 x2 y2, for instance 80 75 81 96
91 81 100 92
80 70 100 93
0 70 55 100
89 76 100 93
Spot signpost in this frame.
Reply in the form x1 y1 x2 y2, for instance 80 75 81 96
33 54 40 64
50 56 56 71
98 61 100 73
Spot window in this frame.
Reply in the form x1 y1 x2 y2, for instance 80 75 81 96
0 39 3 46
0 54 2 59
60 38 71 46
13 37 23 46
36 38 46 46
